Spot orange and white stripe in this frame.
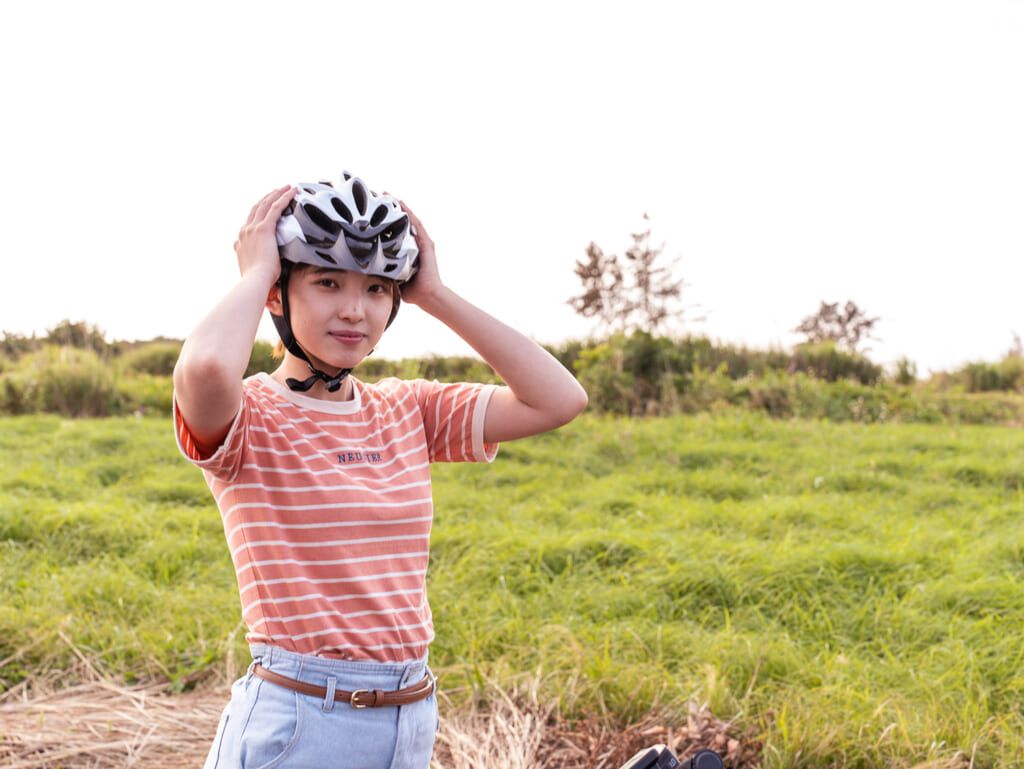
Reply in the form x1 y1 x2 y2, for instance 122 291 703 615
175 373 496 662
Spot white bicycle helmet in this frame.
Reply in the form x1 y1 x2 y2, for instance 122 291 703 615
271 172 420 392
276 173 419 283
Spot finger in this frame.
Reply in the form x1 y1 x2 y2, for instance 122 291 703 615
248 185 293 224
247 193 276 224
258 186 296 226
398 200 427 235
268 185 296 214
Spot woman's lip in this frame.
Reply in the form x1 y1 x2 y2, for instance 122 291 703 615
330 331 365 343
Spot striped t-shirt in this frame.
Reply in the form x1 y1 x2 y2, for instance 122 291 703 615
175 372 498 662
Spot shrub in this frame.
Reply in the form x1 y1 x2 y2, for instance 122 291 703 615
574 341 639 415
739 369 793 417
679 363 738 413
415 355 499 384
45 319 109 356
118 373 174 416
547 339 588 373
245 340 279 377
891 357 918 386
926 392 1023 423
121 341 182 376
1 377 29 415
0 346 121 417
677 337 790 379
1002 355 1024 391
356 358 426 381
1 331 37 361
788 341 882 384
956 356 1024 393
790 375 891 422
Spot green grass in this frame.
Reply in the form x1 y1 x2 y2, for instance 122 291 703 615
2 412 1023 767
0 416 239 687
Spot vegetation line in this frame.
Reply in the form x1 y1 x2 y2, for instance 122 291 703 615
2 320 1023 421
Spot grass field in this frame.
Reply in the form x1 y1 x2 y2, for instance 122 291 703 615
1 412 1023 768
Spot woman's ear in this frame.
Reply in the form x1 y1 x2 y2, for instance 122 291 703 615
266 284 283 315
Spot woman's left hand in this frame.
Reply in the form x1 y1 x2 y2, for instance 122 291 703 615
396 200 444 307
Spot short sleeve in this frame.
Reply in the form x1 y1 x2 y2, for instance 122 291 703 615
416 380 499 463
172 394 249 482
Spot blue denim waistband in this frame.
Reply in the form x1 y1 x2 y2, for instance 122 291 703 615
248 643 429 689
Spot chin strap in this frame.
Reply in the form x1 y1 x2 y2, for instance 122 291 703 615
286 363 352 393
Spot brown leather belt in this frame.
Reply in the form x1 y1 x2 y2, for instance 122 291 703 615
252 664 434 708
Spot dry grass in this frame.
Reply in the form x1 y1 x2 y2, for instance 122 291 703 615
0 634 225 768
1 668 761 769
0 674 225 768
432 680 762 769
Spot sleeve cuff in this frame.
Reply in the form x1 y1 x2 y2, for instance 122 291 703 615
472 384 500 463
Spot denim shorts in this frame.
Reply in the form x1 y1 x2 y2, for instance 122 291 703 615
204 644 438 769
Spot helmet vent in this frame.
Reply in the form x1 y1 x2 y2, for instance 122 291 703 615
381 218 407 243
370 207 387 227
331 198 354 224
352 182 368 215
302 204 341 236
314 250 338 265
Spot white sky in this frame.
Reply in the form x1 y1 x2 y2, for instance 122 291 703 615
2 0 1022 374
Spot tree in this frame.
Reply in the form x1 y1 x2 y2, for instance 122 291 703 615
623 217 685 333
567 242 629 333
794 300 879 352
568 215 686 335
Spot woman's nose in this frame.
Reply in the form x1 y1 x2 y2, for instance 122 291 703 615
337 288 364 320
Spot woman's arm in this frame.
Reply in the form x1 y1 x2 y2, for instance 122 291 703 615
172 185 295 454
398 203 588 444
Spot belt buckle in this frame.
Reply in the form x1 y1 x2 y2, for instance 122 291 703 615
350 688 370 709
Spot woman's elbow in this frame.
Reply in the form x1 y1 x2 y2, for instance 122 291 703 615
173 348 234 398
557 380 589 425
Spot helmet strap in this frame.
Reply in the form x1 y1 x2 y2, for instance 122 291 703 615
285 364 351 393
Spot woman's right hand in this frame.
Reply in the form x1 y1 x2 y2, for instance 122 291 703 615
234 185 296 282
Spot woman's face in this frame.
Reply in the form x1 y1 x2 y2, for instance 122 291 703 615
283 266 395 374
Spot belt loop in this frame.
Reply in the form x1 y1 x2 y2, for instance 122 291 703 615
246 654 261 681
323 676 337 713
